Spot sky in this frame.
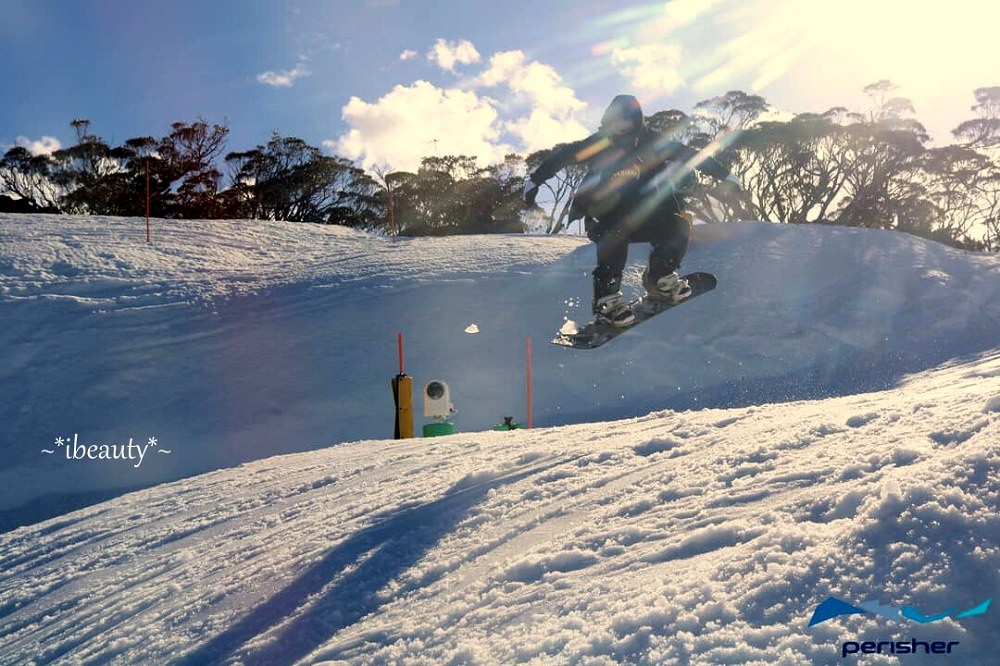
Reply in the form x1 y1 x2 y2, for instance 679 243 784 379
2 0 998 173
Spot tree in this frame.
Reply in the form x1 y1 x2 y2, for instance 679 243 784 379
379 170 421 234
832 121 927 229
524 146 586 234
825 83 928 230
981 172 1000 251
50 120 120 214
156 120 229 218
477 154 530 234
947 87 1000 249
36 118 230 218
645 109 700 142
731 114 847 224
383 155 525 236
953 87 1000 148
394 156 475 235
682 90 770 223
694 90 769 138
914 145 990 243
0 147 60 211
225 132 378 225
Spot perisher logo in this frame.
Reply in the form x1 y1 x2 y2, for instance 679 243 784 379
809 596 992 626
809 595 992 660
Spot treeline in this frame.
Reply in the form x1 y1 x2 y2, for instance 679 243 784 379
2 81 998 250
0 119 382 225
528 82 1000 251
0 118 525 236
730 83 1000 251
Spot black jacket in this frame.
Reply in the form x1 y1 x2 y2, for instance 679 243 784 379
529 127 731 222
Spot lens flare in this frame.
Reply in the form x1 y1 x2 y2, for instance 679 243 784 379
569 0 1000 114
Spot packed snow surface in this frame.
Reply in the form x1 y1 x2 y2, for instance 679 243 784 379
0 213 997 664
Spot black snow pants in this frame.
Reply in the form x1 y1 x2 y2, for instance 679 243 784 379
588 200 691 302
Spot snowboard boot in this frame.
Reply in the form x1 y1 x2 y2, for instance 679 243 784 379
593 273 635 327
642 269 692 304
594 292 635 328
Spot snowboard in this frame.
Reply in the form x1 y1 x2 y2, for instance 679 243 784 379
552 272 717 350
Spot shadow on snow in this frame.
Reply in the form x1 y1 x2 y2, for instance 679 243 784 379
178 456 568 666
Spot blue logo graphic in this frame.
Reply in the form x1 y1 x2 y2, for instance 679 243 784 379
809 596 991 626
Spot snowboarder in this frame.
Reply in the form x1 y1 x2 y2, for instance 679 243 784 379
523 94 743 327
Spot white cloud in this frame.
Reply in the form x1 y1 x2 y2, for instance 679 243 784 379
505 109 588 157
399 49 418 61
328 43 591 171
479 51 581 116
328 80 509 172
476 50 589 153
257 60 310 88
610 44 686 94
428 38 481 72
16 136 62 155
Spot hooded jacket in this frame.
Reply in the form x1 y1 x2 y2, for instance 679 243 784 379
528 95 731 222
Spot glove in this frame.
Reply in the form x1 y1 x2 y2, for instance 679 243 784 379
715 174 744 200
522 177 539 206
717 174 751 217
720 174 742 192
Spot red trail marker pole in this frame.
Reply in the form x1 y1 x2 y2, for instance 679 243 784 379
388 182 397 239
397 332 405 375
145 159 151 244
526 337 533 429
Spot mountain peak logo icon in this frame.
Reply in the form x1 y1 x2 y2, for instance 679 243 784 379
809 596 991 627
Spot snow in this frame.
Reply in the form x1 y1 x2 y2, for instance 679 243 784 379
0 212 998 664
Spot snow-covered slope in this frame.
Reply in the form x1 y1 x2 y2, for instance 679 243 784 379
2 214 997 531
0 213 998 664
0 353 997 664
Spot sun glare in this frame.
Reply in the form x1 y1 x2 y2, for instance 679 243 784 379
726 0 1000 95
578 0 997 111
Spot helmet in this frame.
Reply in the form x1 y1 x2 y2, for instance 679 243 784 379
600 95 644 138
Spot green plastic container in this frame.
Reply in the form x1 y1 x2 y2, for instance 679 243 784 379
422 421 456 437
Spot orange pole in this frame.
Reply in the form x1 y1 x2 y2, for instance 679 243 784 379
392 332 413 438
